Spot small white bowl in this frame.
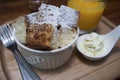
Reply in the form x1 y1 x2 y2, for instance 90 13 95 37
15 32 79 70
13 12 80 69
76 34 107 60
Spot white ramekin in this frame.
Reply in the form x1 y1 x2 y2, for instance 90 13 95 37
14 25 79 70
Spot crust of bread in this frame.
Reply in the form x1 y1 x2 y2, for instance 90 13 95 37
26 23 54 50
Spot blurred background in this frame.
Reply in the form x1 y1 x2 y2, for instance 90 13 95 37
103 0 120 25
0 0 120 25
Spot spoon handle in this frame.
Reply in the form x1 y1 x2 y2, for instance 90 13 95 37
104 25 120 50
107 25 120 39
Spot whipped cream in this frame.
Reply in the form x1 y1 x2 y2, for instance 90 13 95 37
81 32 104 57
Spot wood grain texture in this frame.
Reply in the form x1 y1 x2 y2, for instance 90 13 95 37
0 0 120 80
0 59 7 80
0 18 120 80
0 42 7 80
103 0 120 25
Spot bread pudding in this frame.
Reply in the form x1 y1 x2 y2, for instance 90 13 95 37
12 3 79 50
26 23 54 50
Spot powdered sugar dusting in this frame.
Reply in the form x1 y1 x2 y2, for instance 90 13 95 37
37 3 60 26
26 12 38 24
58 5 79 28
26 3 79 29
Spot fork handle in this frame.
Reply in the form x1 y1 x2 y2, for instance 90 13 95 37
14 48 41 80
14 53 34 80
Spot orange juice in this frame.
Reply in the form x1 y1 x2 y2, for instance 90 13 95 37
68 0 106 32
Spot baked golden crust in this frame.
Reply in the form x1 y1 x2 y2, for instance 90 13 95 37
26 23 54 50
14 4 79 50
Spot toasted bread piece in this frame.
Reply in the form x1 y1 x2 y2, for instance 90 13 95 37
11 16 27 43
57 27 77 48
37 3 59 26
26 23 54 50
58 5 79 28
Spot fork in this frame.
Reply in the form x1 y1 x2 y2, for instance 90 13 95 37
0 24 41 80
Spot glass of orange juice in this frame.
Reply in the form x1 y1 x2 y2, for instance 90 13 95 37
67 0 106 34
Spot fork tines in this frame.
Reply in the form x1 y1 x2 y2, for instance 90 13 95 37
0 24 14 47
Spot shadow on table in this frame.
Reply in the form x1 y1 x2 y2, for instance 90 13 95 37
75 48 109 66
115 77 120 80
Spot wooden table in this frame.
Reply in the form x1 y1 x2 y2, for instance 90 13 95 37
0 0 120 80
103 0 120 25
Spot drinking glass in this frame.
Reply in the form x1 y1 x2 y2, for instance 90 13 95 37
67 0 106 34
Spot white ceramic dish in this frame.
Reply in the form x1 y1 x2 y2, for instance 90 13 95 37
15 31 79 70
14 13 79 70
77 25 120 61
76 34 107 60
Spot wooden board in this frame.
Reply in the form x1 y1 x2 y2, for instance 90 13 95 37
0 17 120 80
